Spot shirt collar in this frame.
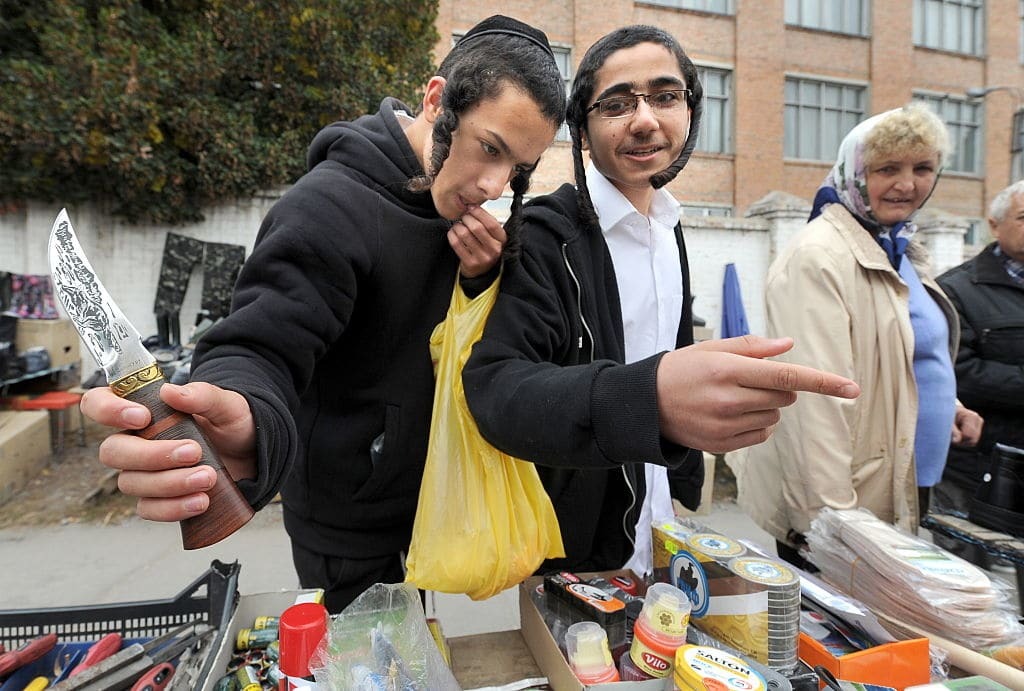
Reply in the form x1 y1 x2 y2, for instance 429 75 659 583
994 245 1024 286
586 162 680 232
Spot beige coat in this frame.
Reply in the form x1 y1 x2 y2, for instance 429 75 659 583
729 204 959 544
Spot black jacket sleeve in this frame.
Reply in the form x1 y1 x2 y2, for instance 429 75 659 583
463 205 693 472
191 172 371 508
668 448 705 511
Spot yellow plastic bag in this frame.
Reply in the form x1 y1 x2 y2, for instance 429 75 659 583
405 274 565 600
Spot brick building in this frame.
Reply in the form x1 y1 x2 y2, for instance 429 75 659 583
435 0 1024 248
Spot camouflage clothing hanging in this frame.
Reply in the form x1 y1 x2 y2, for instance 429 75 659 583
153 233 205 317
200 241 246 319
153 232 245 347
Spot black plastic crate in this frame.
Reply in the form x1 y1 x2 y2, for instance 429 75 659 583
0 559 239 689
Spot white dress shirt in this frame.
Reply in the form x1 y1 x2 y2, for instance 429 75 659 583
587 163 684 577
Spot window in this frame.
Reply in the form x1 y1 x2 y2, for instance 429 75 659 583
964 219 989 247
914 94 982 174
1013 110 1024 182
913 0 984 56
784 77 866 161
785 0 869 36
642 0 734 13
552 45 572 142
695 66 732 154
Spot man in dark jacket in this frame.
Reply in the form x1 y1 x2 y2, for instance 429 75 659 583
934 179 1024 553
79 15 567 613
463 26 861 577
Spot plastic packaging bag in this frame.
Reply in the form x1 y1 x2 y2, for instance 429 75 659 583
311 582 459 690
807 507 1024 650
405 275 565 600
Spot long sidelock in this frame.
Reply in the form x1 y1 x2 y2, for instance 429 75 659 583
48 208 254 549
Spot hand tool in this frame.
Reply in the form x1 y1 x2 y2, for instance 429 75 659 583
163 625 210 691
48 208 254 549
129 661 174 691
0 633 58 679
49 620 198 691
53 650 83 684
68 632 122 676
72 628 212 691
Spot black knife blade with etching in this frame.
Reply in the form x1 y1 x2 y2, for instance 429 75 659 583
48 208 254 549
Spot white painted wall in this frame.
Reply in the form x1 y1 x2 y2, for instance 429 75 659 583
683 215 772 338
1 194 283 378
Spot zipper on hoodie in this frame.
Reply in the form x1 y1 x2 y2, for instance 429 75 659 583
561 243 636 554
621 466 638 552
561 243 595 363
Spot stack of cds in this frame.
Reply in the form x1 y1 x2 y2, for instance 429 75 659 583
727 556 800 675
651 518 802 675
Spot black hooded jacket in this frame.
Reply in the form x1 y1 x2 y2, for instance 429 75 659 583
464 183 704 573
937 242 1024 491
191 98 479 559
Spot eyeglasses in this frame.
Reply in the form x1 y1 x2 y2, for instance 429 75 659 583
586 89 691 119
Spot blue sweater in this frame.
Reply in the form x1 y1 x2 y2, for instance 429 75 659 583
900 258 956 487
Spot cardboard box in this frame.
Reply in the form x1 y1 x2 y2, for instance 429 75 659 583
520 572 664 691
693 325 714 342
799 631 930 690
0 410 50 505
200 589 322 691
15 318 80 369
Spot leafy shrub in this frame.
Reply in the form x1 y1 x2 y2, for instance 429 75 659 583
0 0 438 223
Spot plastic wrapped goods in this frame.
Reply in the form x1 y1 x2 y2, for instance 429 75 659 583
806 508 1024 650
311 582 459 691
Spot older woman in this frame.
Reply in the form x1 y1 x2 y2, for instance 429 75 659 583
730 103 982 568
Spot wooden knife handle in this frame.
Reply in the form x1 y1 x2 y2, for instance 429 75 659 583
112 364 254 549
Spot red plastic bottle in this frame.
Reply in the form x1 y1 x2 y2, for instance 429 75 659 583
278 602 328 690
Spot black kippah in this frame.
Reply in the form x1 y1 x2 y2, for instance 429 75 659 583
455 14 555 60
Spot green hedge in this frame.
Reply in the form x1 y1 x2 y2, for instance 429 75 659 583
0 0 438 224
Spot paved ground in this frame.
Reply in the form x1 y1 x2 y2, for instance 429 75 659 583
1 429 1017 640
0 421 769 637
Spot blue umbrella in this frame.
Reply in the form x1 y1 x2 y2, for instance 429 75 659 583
721 262 750 338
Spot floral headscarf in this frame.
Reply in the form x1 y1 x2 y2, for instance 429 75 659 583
808 108 943 269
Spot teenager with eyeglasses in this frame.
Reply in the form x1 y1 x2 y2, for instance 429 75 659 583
463 25 860 577
79 15 565 613
586 88 691 118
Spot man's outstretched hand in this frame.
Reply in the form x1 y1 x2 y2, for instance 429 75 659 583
656 335 860 453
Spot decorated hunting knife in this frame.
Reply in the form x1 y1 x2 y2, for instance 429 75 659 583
48 208 254 549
